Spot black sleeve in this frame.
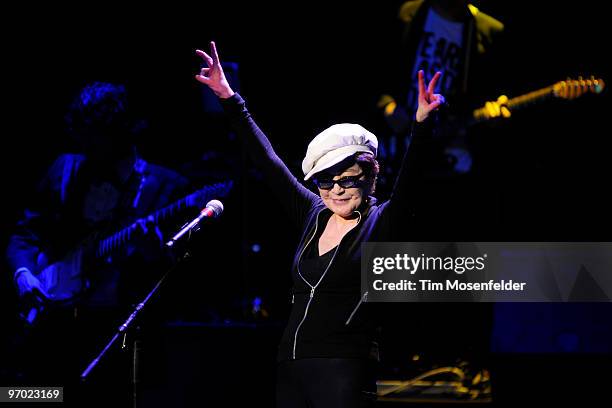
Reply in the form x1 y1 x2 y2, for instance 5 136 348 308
5 155 70 279
220 93 319 226
384 120 434 236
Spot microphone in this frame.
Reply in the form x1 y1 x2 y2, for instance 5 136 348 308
166 199 224 247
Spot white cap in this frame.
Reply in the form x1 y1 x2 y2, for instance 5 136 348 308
302 123 378 180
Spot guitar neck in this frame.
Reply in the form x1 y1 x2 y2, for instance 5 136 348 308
472 85 555 122
504 86 555 110
472 76 605 123
95 180 233 259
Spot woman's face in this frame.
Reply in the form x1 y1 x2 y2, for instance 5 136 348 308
317 163 370 218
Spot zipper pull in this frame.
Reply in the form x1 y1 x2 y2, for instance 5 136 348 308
345 291 369 326
310 287 315 298
291 294 295 304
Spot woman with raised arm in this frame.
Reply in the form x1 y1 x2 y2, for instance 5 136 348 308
195 41 444 408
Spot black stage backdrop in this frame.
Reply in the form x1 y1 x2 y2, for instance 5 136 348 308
1 1 610 406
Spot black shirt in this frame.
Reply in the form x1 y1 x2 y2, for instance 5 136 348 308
300 227 337 286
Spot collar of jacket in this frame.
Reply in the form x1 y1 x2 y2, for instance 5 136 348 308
302 195 378 248
400 0 503 47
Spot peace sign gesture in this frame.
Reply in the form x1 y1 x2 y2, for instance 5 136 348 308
195 41 235 99
415 70 445 123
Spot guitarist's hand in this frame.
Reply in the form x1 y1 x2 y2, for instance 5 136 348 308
15 269 52 302
129 216 164 262
483 95 511 119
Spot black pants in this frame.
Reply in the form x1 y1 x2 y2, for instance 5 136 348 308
276 358 377 408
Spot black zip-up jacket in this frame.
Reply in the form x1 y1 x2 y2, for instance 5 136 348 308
221 94 432 362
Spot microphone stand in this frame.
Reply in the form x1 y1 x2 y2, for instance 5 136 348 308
80 226 197 406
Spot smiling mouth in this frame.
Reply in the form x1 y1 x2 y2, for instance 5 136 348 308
331 198 350 203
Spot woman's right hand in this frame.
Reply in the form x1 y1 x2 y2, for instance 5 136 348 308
195 41 235 99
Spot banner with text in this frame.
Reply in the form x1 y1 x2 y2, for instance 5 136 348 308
362 242 612 302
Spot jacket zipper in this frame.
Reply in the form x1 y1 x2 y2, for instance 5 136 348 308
292 287 315 359
291 209 362 359
345 291 369 325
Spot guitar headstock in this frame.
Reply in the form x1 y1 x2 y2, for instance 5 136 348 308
553 76 605 99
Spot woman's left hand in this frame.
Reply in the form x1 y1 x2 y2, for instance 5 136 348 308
415 70 445 123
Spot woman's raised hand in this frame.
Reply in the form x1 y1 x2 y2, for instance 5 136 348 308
415 70 445 123
195 41 235 99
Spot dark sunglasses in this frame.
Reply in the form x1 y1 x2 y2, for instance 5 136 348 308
312 173 365 190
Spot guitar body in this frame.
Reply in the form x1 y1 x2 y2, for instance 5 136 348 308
36 248 89 303
17 249 90 326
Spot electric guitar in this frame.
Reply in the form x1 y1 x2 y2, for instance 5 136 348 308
19 180 233 325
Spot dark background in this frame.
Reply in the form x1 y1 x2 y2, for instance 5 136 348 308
1 1 611 406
